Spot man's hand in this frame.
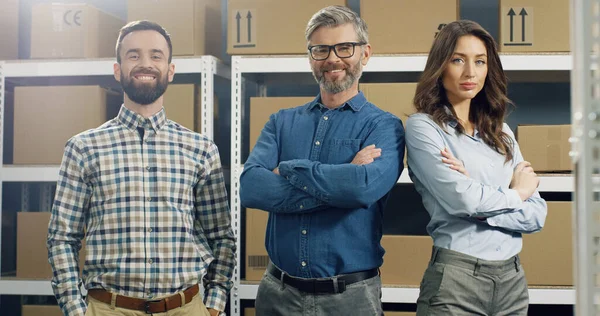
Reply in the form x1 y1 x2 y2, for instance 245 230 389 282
351 144 381 165
273 167 280 175
510 161 539 201
441 147 469 177
208 308 220 316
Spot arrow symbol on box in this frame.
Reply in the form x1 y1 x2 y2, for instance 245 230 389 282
507 8 516 42
247 11 252 43
236 11 241 43
519 8 528 42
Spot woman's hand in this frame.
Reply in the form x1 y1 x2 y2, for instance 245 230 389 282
441 147 469 177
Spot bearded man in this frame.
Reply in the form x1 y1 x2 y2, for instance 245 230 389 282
239 6 405 316
47 20 235 316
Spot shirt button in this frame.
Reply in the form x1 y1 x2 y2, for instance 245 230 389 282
146 166 151 171
299 205 304 209
301 261 307 267
147 197 152 202
302 186 307 190
323 116 328 120
145 139 150 143
147 228 153 233
315 141 321 146
148 259 153 264
301 230 307 235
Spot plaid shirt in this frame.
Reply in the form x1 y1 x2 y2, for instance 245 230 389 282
47 105 236 316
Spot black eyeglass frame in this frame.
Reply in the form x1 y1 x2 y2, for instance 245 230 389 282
307 42 367 61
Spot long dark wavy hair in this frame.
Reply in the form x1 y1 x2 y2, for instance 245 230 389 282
413 20 514 162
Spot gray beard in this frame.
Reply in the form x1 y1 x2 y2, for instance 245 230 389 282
313 58 363 94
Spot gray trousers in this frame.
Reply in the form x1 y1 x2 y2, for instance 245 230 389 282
255 268 383 316
416 247 529 316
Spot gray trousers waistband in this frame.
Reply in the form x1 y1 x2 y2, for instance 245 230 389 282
430 246 520 276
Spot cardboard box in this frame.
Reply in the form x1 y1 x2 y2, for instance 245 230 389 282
164 84 219 138
361 0 459 54
380 235 432 286
127 0 222 57
245 208 269 281
360 83 416 123
361 83 417 166
499 0 570 52
30 3 124 58
520 202 573 286
0 0 19 60
516 124 571 172
13 86 112 165
22 305 63 316
228 0 347 55
163 84 201 132
249 97 314 151
17 212 85 279
245 308 256 316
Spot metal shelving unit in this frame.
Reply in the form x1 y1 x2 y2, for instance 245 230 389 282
0 55 230 297
572 0 600 314
229 54 575 316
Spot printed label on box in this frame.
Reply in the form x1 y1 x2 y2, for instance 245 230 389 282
502 6 534 47
231 9 257 48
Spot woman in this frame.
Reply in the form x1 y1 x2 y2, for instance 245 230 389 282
405 20 547 316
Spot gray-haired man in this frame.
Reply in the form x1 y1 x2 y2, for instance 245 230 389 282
240 5 405 316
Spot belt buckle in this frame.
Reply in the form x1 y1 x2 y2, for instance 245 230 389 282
337 280 346 294
144 299 163 314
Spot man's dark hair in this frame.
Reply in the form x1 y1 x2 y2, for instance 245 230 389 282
115 20 173 64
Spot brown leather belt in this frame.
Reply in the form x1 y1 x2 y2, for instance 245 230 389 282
87 284 199 314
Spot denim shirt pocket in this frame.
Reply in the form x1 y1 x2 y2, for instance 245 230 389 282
326 139 361 164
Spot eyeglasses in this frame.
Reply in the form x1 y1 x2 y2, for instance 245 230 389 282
308 42 366 61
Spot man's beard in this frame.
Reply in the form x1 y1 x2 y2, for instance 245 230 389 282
120 68 168 105
312 57 363 94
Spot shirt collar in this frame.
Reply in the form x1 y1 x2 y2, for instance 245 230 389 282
443 105 481 138
308 92 368 112
443 105 458 128
116 105 167 132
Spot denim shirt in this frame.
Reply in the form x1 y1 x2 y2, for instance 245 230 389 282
240 92 405 278
406 112 547 261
